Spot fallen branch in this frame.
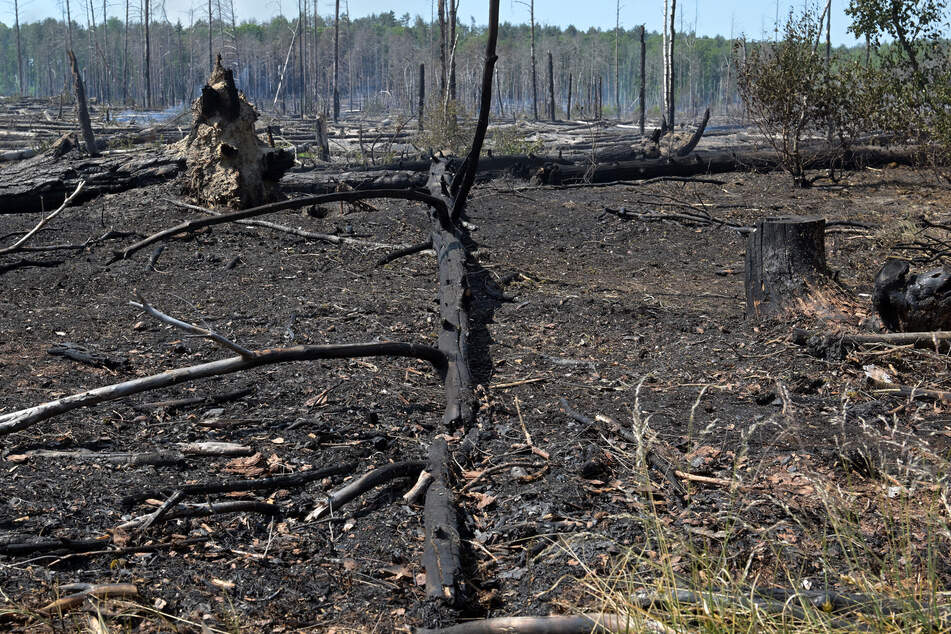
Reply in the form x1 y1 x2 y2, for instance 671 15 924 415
0 341 447 436
112 189 451 263
376 239 433 267
132 295 253 357
0 180 86 255
131 386 254 412
304 460 425 521
423 437 463 602
793 328 951 360
39 583 138 615
416 613 668 634
4 449 185 466
166 198 399 249
121 461 356 507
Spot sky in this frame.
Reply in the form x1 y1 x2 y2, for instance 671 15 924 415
10 0 864 46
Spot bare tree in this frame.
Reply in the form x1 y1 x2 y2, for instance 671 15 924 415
639 24 645 133
663 0 677 127
143 0 151 108
332 0 340 121
14 0 23 96
615 0 620 118
438 0 447 98
529 0 537 120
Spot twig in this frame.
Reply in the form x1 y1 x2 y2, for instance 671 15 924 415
416 613 671 634
126 490 184 532
0 180 86 255
131 295 253 358
305 460 426 521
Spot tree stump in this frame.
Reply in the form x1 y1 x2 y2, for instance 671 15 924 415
744 216 829 317
177 55 293 209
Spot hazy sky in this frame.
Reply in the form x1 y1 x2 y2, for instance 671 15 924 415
11 0 864 46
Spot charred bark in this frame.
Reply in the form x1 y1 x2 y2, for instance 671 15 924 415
744 216 830 318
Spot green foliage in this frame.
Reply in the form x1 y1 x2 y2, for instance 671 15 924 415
737 8 877 187
847 0 951 168
416 98 474 156
486 125 544 156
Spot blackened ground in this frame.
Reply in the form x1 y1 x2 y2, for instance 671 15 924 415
2 165 950 631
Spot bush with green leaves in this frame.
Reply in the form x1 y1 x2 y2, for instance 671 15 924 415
736 8 871 187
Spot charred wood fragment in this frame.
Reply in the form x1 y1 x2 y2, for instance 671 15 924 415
873 259 951 332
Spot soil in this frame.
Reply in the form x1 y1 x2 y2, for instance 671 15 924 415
2 160 951 632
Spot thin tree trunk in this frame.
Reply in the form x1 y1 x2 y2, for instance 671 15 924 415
332 0 340 121
530 0 537 120
566 71 572 120
68 49 98 156
144 0 151 108
662 0 669 125
639 25 646 134
448 0 457 101
313 0 319 110
667 0 676 128
122 0 129 104
14 0 23 96
207 0 213 71
438 0 447 99
418 63 425 130
547 50 555 121
615 0 620 118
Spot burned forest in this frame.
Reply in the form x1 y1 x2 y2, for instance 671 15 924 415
3 0 951 632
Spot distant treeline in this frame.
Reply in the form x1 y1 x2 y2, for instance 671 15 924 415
0 10 862 119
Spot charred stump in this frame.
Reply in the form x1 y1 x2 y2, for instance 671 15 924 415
745 216 830 318
178 55 293 209
67 50 98 157
873 260 951 331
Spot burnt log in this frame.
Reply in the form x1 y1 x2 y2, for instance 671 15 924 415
745 216 830 318
874 260 951 331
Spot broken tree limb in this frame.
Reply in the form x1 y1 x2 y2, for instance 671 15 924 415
0 180 86 255
423 436 463 603
39 583 138 615
120 462 356 507
166 198 400 249
415 613 667 634
4 449 186 466
112 188 451 263
123 500 279 526
376 239 433 267
131 385 253 412
675 107 710 157
792 328 951 360
131 295 254 358
304 460 426 521
0 341 447 436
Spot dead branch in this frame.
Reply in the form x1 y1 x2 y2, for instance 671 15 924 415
0 258 65 274
120 462 356 507
376 239 433 267
112 189 451 263
0 536 206 560
39 583 138 615
0 342 447 436
0 180 86 255
675 107 710 157
166 198 400 249
304 460 426 521
3 449 186 466
131 386 253 412
415 613 669 634
132 295 253 357
125 490 184 532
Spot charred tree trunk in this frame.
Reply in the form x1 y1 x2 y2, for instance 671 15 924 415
547 51 556 121
67 50 98 157
14 0 23 97
332 0 340 122
745 216 829 318
874 260 951 332
567 72 572 120
639 25 646 134
143 0 151 109
530 0 537 121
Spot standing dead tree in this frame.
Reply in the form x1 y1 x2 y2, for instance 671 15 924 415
1 0 501 618
67 49 98 156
